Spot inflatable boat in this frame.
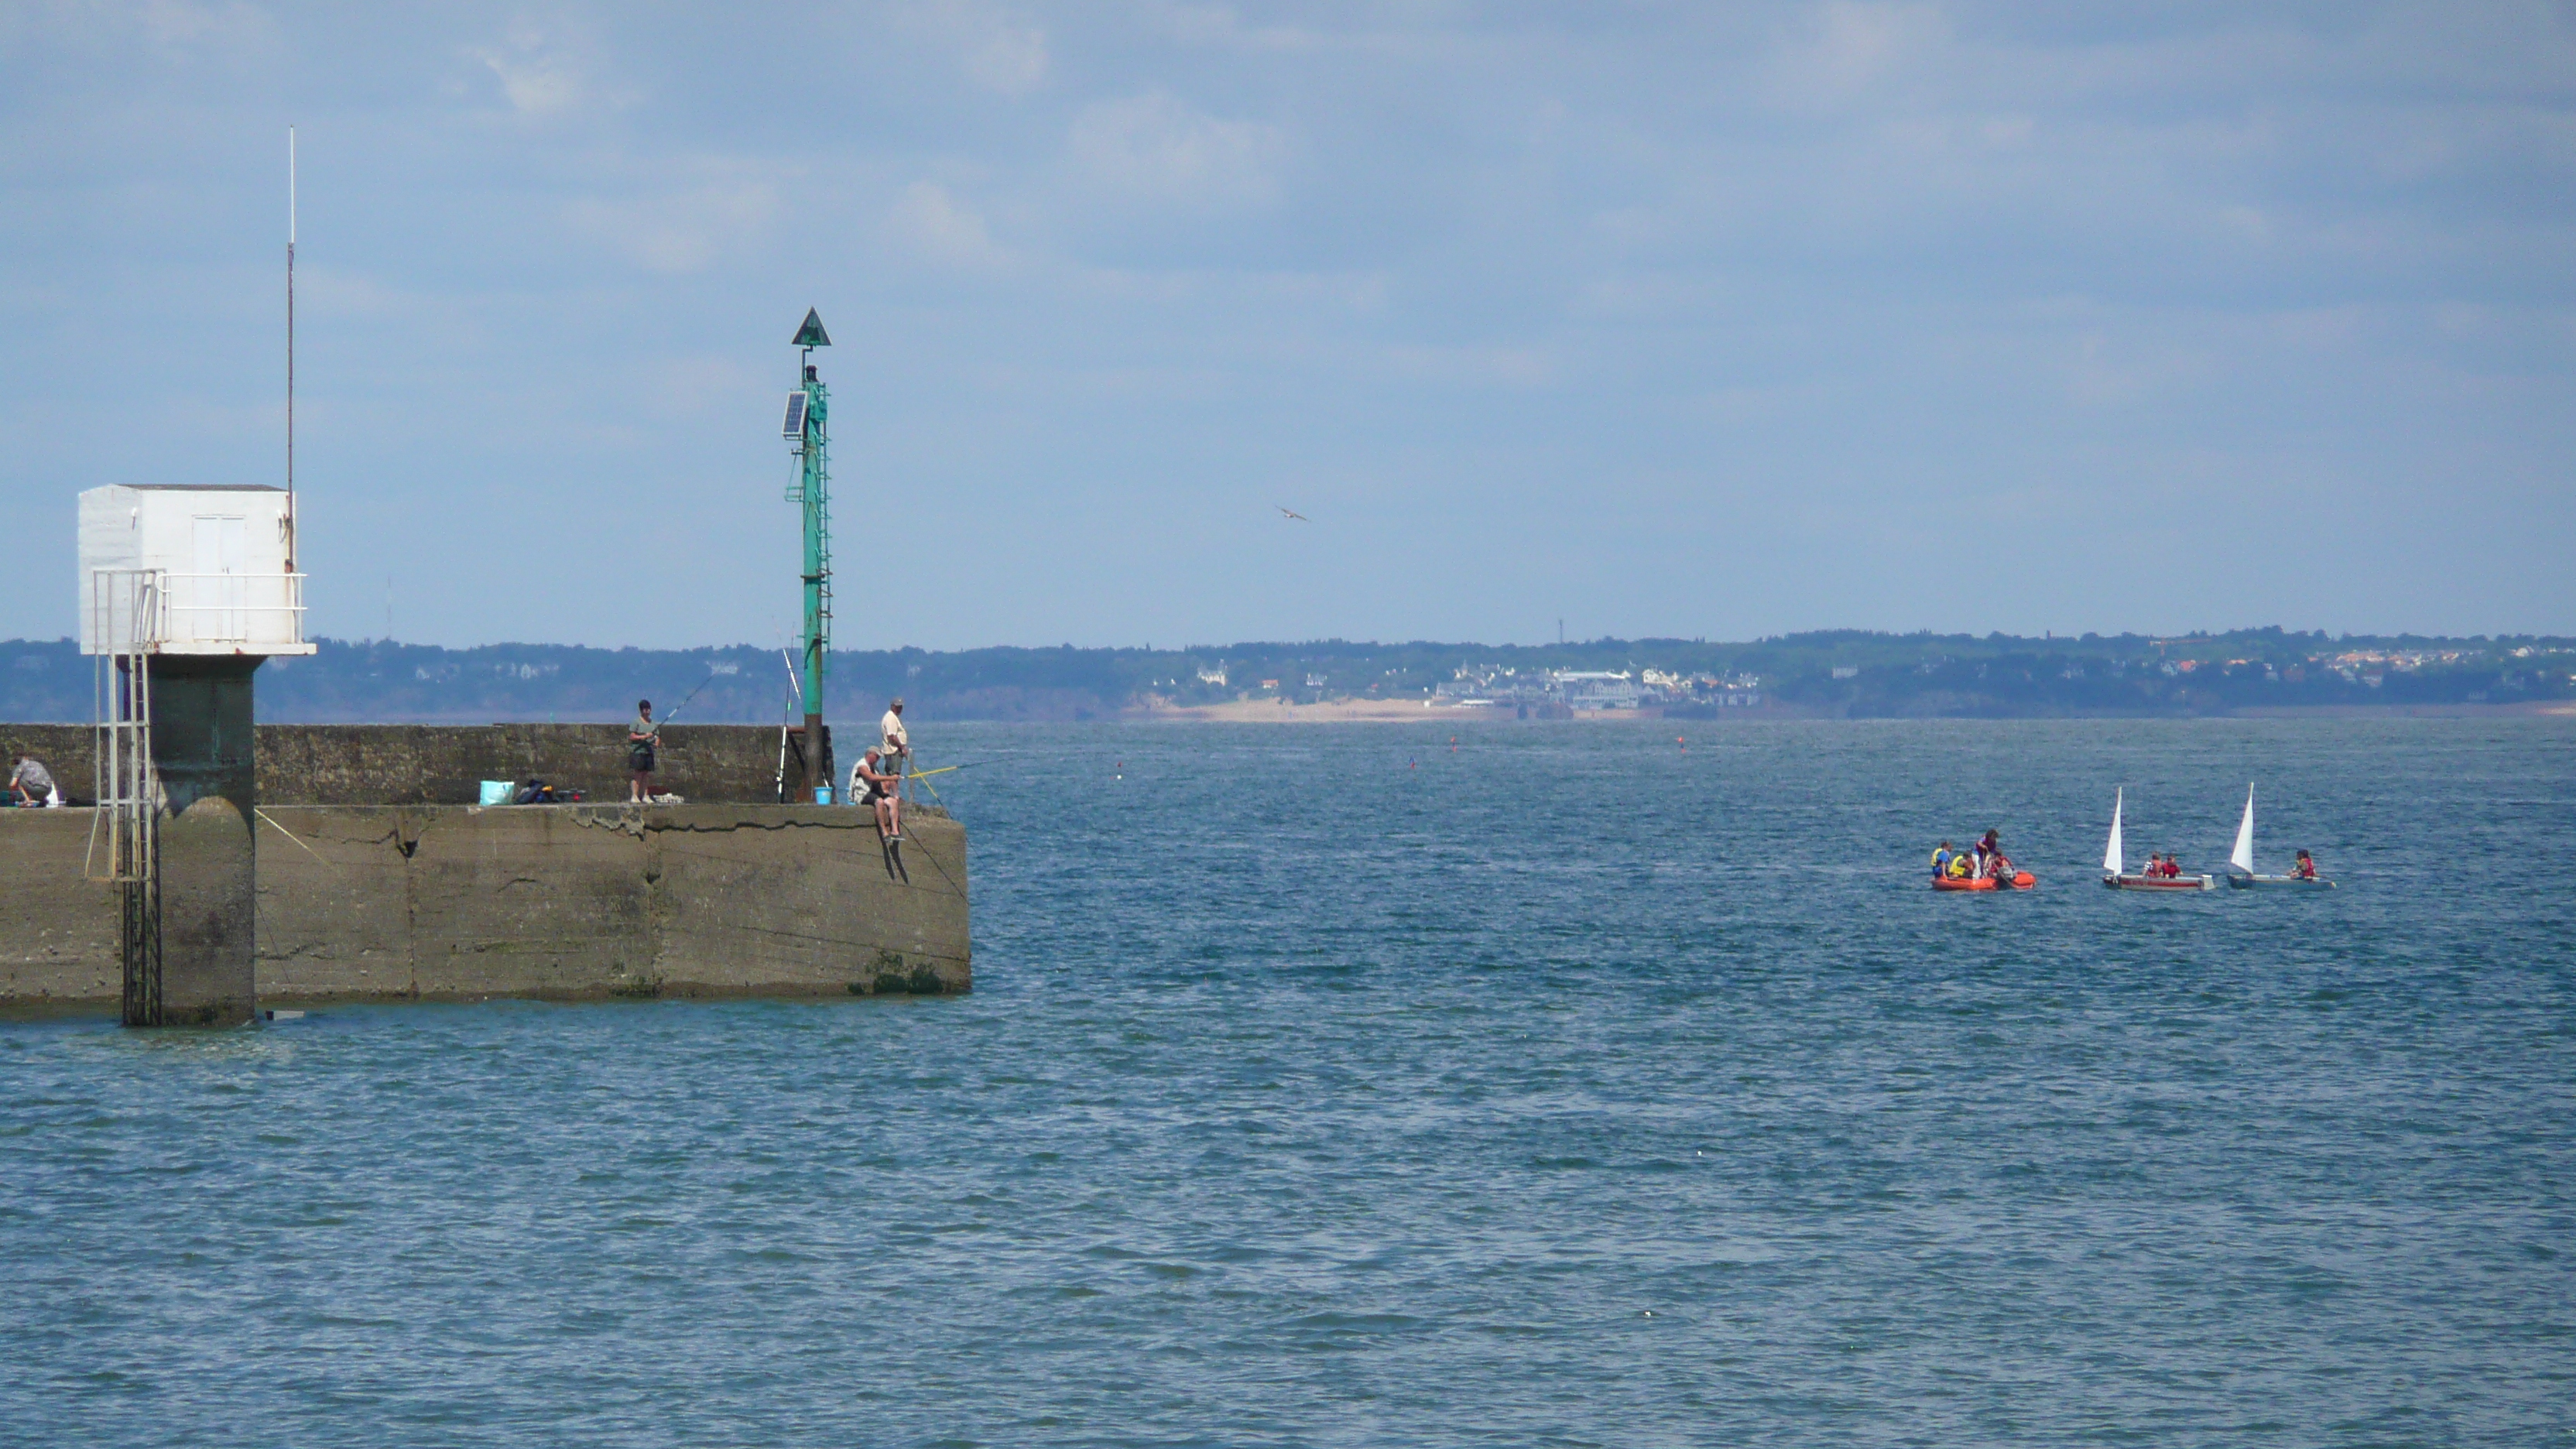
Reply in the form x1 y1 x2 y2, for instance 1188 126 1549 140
1934 871 2036 892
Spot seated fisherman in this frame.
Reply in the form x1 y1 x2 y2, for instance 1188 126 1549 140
851 745 902 843
9 755 60 807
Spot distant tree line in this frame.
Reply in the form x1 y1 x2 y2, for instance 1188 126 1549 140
1 628 2569 724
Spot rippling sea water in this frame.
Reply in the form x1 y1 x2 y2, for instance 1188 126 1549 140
5 718 2572 1447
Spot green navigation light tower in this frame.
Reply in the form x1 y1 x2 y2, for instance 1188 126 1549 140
784 307 833 796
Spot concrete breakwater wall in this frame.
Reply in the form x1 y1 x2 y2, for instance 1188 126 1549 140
0 803 967 1012
0 722 828 807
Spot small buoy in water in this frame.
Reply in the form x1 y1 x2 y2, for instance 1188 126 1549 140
1643 1310 1655 1317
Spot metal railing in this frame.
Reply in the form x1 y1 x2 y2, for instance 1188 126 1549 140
156 570 307 647
84 570 163 1026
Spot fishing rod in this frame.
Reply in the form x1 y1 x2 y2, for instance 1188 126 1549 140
646 665 724 737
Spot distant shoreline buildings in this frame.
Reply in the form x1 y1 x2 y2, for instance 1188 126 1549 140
2 629 2568 724
1433 666 1763 714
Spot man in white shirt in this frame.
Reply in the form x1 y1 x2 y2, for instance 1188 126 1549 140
880 697 909 766
850 745 901 841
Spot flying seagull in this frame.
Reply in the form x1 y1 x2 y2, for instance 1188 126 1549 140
1278 506 1309 522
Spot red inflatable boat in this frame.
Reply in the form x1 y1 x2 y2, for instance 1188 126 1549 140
1934 871 2036 892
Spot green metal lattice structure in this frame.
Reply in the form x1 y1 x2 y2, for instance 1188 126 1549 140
786 309 833 793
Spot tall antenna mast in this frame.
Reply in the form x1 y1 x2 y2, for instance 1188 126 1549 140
285 125 296 571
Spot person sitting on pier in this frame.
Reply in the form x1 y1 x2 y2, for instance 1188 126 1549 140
2292 849 2317 880
852 745 902 843
9 755 60 807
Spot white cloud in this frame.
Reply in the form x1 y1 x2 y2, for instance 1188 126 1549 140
897 0 1049 94
886 181 1011 267
472 23 594 117
1068 91 1285 204
564 178 780 274
1767 1 1951 108
136 0 275 52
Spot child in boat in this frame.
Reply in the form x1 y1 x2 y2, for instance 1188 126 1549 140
2293 849 2316 880
1946 852 1974 881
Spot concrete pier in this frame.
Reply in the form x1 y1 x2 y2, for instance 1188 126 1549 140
146 658 263 1025
1 802 969 1013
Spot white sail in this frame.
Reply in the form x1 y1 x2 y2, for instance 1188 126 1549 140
2103 787 2123 875
2230 785 2256 875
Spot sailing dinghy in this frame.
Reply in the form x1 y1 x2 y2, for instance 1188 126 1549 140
2221 785 2335 889
2100 787 2215 890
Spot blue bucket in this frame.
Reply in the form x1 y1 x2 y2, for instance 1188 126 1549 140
814 786 834 804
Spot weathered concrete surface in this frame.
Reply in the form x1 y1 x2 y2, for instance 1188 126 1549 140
0 809 120 1008
3 803 968 1012
146 657 263 1026
0 722 831 808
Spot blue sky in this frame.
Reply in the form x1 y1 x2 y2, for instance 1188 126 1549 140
3 2 2571 649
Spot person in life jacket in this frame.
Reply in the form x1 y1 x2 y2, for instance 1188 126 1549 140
1946 852 1974 880
2293 848 2317 880
1931 841 1955 879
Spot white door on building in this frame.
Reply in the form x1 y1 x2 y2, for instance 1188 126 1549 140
193 515 248 641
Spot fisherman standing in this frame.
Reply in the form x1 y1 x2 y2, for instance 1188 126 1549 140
880 696 909 766
627 699 659 804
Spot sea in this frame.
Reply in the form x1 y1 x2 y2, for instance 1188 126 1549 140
4 718 2571 1447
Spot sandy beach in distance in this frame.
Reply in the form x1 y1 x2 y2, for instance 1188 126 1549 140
1134 697 1526 723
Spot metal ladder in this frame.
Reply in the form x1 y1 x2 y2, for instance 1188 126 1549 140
86 570 163 1026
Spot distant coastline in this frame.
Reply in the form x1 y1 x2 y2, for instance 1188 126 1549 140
1138 698 2576 724
4 629 2570 725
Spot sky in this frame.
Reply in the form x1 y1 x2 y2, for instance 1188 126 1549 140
2 2 2572 650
